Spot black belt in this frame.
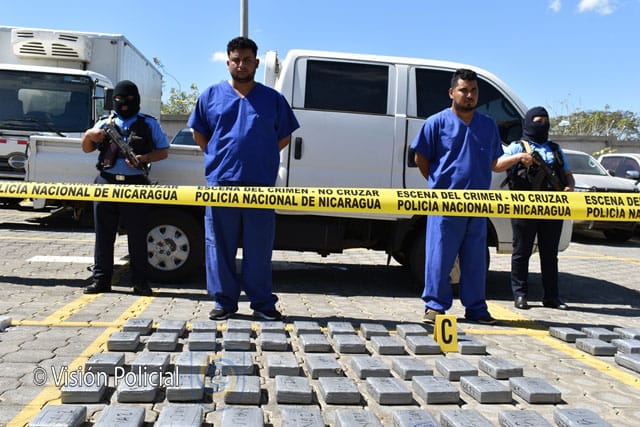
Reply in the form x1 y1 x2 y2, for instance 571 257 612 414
100 172 149 184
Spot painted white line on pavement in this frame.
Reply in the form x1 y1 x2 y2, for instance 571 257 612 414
27 255 127 265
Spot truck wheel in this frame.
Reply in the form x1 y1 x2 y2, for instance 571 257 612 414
146 208 204 282
603 229 633 242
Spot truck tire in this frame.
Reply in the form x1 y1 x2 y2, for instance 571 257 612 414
603 229 633 242
146 208 204 282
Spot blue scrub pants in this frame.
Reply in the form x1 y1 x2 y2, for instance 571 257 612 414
205 204 278 312
422 215 490 320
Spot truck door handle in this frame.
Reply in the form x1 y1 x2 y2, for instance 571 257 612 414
407 148 417 167
294 137 302 159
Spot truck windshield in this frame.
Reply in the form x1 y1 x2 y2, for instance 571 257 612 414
0 70 92 133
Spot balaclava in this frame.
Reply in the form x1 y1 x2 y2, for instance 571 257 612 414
113 80 140 119
522 106 550 144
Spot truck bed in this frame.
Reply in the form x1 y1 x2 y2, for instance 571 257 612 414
27 135 205 186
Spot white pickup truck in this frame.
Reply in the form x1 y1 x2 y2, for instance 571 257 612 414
26 49 572 283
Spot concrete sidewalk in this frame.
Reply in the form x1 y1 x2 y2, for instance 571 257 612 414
0 208 639 426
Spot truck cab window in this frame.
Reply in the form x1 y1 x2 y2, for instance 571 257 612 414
415 68 522 143
304 60 389 114
1 70 92 132
0 89 23 119
94 86 107 118
415 68 451 119
475 79 522 143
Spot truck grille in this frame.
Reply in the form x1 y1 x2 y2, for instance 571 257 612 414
0 156 25 178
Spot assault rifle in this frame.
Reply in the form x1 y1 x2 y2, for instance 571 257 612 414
530 151 564 191
102 123 149 176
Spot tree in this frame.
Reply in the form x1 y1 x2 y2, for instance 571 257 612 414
550 106 640 141
153 57 199 115
161 84 199 115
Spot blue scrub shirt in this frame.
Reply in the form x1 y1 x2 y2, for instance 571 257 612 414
188 81 300 185
410 108 502 189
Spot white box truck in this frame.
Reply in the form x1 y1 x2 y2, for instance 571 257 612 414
0 26 162 182
25 49 572 283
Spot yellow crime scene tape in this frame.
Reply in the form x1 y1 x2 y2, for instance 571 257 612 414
0 181 639 221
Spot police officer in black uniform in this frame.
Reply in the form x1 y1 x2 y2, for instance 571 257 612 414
503 106 575 310
81 80 169 295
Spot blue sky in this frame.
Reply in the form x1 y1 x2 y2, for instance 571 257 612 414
3 0 639 116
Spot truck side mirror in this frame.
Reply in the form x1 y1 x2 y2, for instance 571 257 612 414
626 170 640 180
263 50 279 88
104 89 114 111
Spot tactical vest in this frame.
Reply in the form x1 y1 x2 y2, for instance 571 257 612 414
505 140 567 191
97 114 154 170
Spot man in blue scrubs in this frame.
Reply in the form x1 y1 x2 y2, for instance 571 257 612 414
411 69 530 325
189 37 299 321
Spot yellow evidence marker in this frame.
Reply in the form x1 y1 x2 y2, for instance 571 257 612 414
433 314 458 353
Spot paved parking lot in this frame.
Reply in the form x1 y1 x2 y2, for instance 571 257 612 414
0 205 639 426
